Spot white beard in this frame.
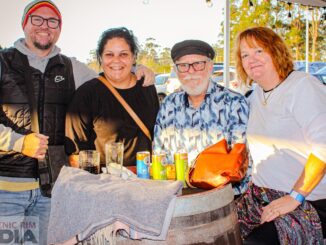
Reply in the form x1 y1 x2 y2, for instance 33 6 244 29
181 75 210 96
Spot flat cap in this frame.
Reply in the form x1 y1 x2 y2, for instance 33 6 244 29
171 40 215 62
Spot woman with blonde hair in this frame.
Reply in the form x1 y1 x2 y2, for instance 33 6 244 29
235 26 326 244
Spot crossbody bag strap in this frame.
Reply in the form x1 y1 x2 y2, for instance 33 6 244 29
97 75 152 141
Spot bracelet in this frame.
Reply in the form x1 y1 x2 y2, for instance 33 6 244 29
289 189 305 204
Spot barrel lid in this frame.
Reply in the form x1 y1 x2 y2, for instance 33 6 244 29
173 184 234 217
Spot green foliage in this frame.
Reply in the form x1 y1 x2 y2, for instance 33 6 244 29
212 44 224 63
87 49 101 73
137 38 172 74
86 1 325 70
225 0 325 62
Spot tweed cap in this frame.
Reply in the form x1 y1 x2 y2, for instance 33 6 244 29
171 40 215 62
22 0 62 29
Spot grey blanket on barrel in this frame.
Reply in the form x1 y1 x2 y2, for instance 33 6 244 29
47 166 183 244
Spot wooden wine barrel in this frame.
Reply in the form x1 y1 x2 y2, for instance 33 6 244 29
117 184 242 245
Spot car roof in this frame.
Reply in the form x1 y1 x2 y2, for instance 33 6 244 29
295 62 326 73
156 73 170 77
212 67 236 74
315 66 326 74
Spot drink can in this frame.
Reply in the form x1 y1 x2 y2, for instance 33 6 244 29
174 152 188 186
152 153 167 180
136 151 150 179
166 164 176 180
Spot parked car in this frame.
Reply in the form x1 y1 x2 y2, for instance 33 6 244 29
211 68 250 94
294 62 326 85
154 73 169 103
213 64 224 73
312 66 326 85
154 71 182 103
294 61 326 73
166 70 182 94
211 68 236 84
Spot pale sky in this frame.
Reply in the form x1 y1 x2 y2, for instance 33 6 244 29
0 0 224 63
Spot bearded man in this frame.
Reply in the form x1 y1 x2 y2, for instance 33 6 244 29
153 40 250 195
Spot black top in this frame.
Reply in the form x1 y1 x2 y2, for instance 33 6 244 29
65 75 159 166
0 48 75 178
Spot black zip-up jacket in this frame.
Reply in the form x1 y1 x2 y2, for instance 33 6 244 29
0 48 75 178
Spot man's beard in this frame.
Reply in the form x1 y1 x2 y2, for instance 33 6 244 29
181 75 210 96
34 41 52 50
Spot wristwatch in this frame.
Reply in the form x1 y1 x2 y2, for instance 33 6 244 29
289 189 305 204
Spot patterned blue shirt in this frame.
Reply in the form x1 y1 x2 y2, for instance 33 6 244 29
154 81 251 194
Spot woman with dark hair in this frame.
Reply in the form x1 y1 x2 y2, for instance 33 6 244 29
65 27 159 167
234 27 326 244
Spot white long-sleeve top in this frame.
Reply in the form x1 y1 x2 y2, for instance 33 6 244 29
247 71 326 201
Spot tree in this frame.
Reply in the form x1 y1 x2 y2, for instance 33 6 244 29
157 47 172 74
85 1 326 67
221 0 326 63
137 38 174 74
211 44 223 63
86 49 101 73
227 0 276 64
309 7 324 61
137 37 161 72
282 4 306 61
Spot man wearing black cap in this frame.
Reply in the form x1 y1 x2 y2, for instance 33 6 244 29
153 39 251 195
0 1 154 244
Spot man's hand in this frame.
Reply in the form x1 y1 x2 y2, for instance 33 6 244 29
22 133 49 160
134 64 155 86
260 195 300 224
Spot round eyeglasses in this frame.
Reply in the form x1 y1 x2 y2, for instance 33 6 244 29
30 15 60 29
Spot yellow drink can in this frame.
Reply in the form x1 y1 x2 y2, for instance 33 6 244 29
174 152 188 187
152 153 167 180
166 164 176 180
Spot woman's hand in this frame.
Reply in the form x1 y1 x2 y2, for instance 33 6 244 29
69 155 79 168
134 64 155 86
260 195 300 224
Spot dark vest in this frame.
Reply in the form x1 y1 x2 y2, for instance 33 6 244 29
0 48 75 178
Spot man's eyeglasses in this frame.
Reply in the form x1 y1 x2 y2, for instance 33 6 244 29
29 15 60 29
175 60 209 73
